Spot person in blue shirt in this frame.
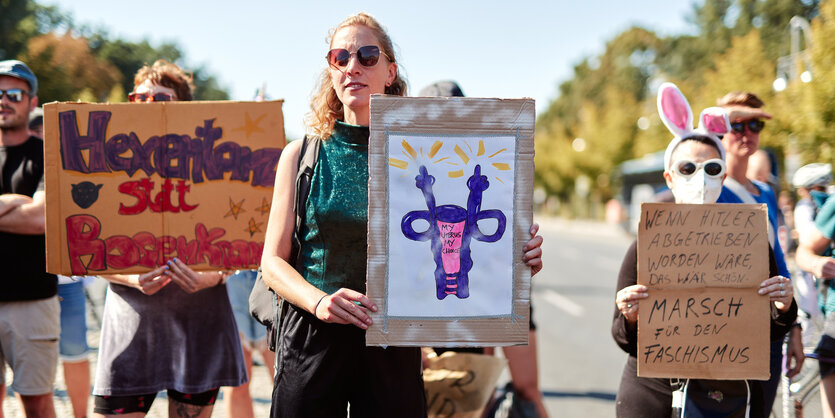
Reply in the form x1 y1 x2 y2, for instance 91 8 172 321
714 90 804 415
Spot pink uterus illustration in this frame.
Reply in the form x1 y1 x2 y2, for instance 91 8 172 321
401 164 506 300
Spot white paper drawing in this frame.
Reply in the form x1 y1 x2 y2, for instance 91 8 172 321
387 134 515 318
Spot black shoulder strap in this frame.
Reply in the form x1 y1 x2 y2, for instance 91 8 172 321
289 135 321 267
269 135 322 354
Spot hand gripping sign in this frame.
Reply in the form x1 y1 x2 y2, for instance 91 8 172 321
366 95 534 347
44 101 285 275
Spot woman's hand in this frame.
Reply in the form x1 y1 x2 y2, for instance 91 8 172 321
132 265 171 295
616 284 648 324
758 275 793 312
313 288 377 330
164 258 223 294
523 223 543 276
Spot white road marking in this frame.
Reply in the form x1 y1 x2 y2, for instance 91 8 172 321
542 289 585 317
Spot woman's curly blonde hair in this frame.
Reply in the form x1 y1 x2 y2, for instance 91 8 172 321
133 59 195 101
306 12 407 138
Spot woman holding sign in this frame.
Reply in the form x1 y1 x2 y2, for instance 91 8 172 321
260 13 543 417
92 60 247 418
611 83 797 418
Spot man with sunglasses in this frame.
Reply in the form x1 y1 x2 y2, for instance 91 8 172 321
0 59 59 418
715 90 804 416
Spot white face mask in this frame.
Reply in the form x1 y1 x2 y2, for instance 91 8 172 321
672 170 723 204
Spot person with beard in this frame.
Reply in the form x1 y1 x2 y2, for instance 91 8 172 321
0 59 59 418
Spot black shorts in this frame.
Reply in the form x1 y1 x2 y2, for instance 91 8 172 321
271 303 426 418
93 388 219 415
529 302 536 331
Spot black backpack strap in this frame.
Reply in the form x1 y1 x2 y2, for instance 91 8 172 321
290 135 321 266
270 135 321 353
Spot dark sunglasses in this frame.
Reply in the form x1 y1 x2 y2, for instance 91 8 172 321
0 88 29 103
730 119 765 134
672 159 726 178
128 92 175 102
326 45 388 70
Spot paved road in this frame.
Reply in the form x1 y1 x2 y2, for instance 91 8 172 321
2 217 824 417
530 217 633 417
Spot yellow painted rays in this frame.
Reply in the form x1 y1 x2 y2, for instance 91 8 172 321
389 138 511 183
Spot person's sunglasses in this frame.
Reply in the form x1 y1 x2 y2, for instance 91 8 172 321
730 119 765 134
672 159 726 178
0 88 29 103
128 92 175 102
326 45 388 70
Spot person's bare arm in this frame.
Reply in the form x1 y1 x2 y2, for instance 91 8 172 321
0 191 45 234
261 140 375 329
0 194 32 216
796 228 835 279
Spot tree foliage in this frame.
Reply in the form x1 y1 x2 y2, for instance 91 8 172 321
535 0 829 210
0 0 228 102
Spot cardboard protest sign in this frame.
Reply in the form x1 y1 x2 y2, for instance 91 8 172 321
637 202 770 379
424 352 507 418
366 96 534 347
43 101 285 275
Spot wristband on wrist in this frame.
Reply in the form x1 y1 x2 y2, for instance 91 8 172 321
313 294 328 316
792 322 802 330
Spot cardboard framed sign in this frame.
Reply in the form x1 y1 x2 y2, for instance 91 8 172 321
636 202 771 380
366 96 534 347
44 101 285 275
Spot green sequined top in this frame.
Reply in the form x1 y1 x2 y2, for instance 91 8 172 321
297 121 369 294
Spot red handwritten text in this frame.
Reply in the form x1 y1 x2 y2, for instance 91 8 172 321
66 214 262 275
119 178 199 215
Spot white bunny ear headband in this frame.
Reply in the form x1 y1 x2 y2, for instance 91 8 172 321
657 82 730 172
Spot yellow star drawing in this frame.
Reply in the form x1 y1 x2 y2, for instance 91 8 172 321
224 197 246 220
232 112 266 138
255 197 271 216
246 217 264 237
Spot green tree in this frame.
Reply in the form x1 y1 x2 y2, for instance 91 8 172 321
2 0 229 102
20 32 122 103
534 0 826 217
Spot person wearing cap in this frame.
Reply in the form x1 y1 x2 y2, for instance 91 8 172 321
419 79 549 418
794 163 832 241
0 59 59 417
714 91 804 415
32 100 92 418
791 164 832 341
28 107 43 139
794 164 835 417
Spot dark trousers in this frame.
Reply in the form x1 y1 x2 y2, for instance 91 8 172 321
271 304 427 418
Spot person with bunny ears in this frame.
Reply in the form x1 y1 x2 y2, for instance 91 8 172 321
714 91 805 415
611 83 798 417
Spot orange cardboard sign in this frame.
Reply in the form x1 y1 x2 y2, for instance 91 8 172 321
43 101 285 275
637 202 771 379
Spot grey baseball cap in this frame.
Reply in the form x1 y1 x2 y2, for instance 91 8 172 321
0 60 38 96
419 80 464 97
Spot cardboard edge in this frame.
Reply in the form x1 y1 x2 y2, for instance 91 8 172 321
43 103 62 274
365 96 535 346
44 101 286 275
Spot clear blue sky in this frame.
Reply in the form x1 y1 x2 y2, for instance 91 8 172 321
46 1 696 139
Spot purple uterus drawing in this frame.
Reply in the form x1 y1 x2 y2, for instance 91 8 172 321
401 164 506 300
